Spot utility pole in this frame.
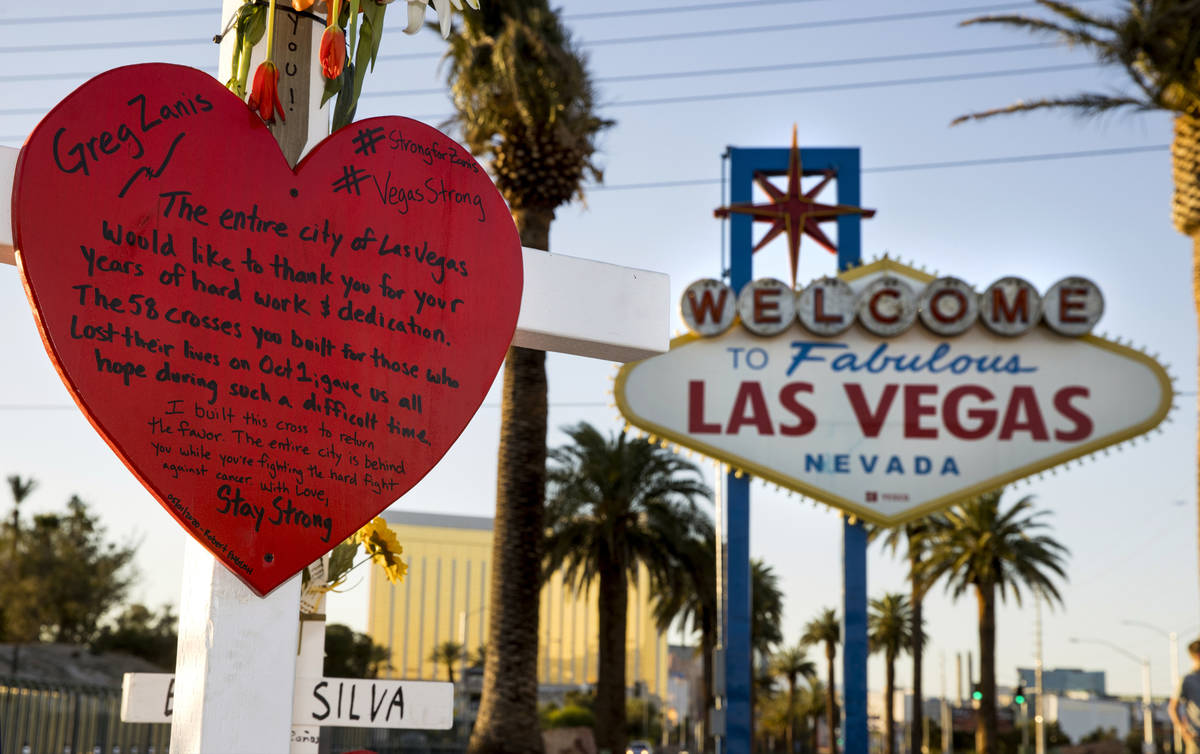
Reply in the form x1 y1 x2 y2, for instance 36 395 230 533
1035 596 1045 754
1141 658 1155 754
956 653 963 707
942 653 953 754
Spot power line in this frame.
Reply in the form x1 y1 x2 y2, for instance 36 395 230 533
604 42 1058 83
0 60 1098 118
377 0 1092 61
585 1 1075 47
2 0 1091 59
0 67 217 84
405 61 1098 120
606 62 1096 108
0 42 1060 88
0 38 212 55
362 42 1056 98
0 0 826 25
1 8 214 25
566 0 826 20
587 145 1169 191
862 144 1168 173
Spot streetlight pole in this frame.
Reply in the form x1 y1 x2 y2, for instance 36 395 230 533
1035 595 1045 754
1123 620 1182 753
1143 658 1156 754
1070 637 1154 754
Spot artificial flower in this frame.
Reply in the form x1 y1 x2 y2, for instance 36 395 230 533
403 0 477 38
320 26 346 79
292 0 315 10
356 517 407 584
248 61 285 123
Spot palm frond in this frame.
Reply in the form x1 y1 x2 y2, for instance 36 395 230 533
961 13 1110 51
1037 0 1121 33
952 94 1151 125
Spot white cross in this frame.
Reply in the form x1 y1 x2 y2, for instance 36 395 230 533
0 6 668 751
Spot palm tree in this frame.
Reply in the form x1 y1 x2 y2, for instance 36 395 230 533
754 665 782 751
753 558 785 744
544 422 710 754
868 593 915 754
650 521 718 751
874 522 932 754
772 642 818 754
802 608 840 754
5 475 36 674
469 642 487 669
444 3 611 752
918 491 1068 754
429 640 465 683
803 677 828 754
950 0 1200 602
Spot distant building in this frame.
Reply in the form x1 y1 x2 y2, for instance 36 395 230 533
1044 694 1129 742
365 511 669 703
1017 667 1107 697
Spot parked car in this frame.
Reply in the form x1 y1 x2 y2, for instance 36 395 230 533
627 742 653 754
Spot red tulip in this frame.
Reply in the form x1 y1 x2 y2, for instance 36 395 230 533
248 61 285 124
320 26 346 80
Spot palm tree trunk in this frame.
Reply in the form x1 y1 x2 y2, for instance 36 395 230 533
909 545 924 754
975 584 997 754
701 613 716 753
1195 233 1200 613
884 652 896 754
1171 115 1200 614
825 645 837 754
467 207 552 754
787 677 797 754
811 708 820 754
595 546 629 753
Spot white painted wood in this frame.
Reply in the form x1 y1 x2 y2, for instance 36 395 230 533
294 677 453 729
171 7 332 754
514 248 670 362
291 573 327 754
171 537 302 754
1 145 17 266
124 671 453 730
122 672 176 723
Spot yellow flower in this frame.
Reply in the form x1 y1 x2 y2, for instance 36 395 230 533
355 517 408 584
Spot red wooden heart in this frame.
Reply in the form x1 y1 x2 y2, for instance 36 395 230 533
12 64 522 596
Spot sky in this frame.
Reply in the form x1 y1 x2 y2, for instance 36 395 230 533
0 0 1196 702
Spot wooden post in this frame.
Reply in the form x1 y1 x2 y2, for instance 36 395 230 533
172 541 302 753
293 561 328 754
168 5 331 753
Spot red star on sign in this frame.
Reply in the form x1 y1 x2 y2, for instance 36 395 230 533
714 126 876 288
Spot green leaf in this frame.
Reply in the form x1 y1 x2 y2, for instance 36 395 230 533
321 64 345 107
332 61 358 131
243 3 266 46
348 0 362 62
362 1 387 72
328 541 358 585
350 18 374 108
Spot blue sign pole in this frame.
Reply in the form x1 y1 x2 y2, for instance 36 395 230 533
726 146 866 754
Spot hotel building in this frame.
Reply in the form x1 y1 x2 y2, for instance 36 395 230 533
366 510 670 701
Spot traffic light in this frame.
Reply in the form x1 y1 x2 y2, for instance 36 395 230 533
1014 682 1026 705
972 690 983 701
